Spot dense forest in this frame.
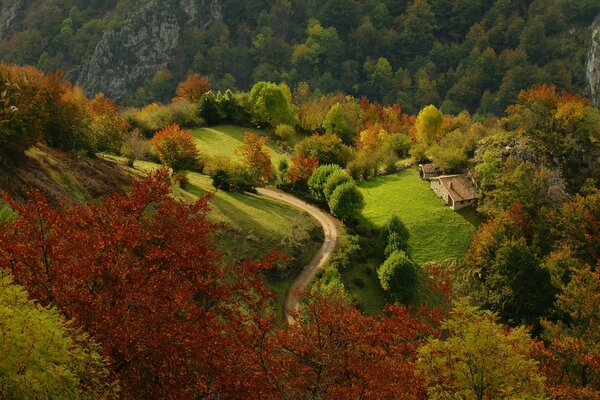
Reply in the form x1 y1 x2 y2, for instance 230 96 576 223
1 0 600 112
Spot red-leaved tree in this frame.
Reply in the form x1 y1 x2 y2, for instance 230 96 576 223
174 73 211 103
0 169 275 399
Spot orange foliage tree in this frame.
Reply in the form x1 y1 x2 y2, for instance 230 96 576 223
0 170 276 399
237 132 274 184
151 123 198 172
0 64 47 155
174 73 211 103
289 155 319 183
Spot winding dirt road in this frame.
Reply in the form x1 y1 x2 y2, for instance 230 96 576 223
256 188 339 324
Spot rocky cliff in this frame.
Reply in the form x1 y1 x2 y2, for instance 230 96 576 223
0 0 26 40
77 0 222 103
587 15 600 107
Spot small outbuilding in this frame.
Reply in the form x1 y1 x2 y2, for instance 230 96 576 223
430 174 479 210
419 163 440 180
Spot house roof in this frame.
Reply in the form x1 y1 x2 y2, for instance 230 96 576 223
432 174 479 202
419 163 439 174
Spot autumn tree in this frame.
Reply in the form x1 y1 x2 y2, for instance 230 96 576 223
237 132 274 185
174 73 211 103
418 301 547 400
0 170 276 399
0 270 119 400
540 267 600 398
288 155 319 184
0 64 47 156
151 123 198 172
415 104 443 147
295 134 354 167
262 292 434 399
89 93 128 153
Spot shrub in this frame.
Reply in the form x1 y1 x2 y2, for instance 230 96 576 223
378 250 417 305
121 129 151 168
198 91 225 125
205 156 254 192
295 134 354 167
326 233 361 270
381 215 410 256
169 99 203 128
151 124 198 172
308 164 343 203
274 123 296 141
328 181 365 222
323 170 353 202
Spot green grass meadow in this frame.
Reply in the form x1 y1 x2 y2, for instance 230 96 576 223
358 169 481 264
191 125 290 166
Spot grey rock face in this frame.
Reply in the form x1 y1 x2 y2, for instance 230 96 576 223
0 0 26 40
77 0 221 103
587 15 600 107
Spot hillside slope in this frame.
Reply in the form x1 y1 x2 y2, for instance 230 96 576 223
0 145 133 204
1 1 599 112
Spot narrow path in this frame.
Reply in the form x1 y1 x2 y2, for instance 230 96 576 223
256 188 340 324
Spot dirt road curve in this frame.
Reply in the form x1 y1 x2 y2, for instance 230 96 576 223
256 188 339 324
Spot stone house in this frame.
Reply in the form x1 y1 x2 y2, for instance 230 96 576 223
430 174 479 210
418 163 440 180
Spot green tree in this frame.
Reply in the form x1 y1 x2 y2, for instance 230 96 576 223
486 238 556 326
377 250 417 304
417 301 547 400
248 81 296 127
0 270 118 400
323 170 353 202
415 104 443 147
381 215 410 256
322 100 360 145
328 181 364 222
308 164 343 202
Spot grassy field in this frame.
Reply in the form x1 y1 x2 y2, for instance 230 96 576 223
358 169 481 264
191 125 290 166
341 259 387 316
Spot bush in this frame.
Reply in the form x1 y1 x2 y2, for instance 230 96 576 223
274 124 296 141
121 130 151 167
378 250 417 305
169 99 203 128
387 133 411 158
326 233 361 270
204 156 255 192
381 215 410 256
323 170 353 202
328 181 365 222
151 124 198 172
295 134 354 167
308 164 343 203
198 91 225 125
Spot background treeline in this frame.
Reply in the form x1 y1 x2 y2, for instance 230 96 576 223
1 0 599 113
